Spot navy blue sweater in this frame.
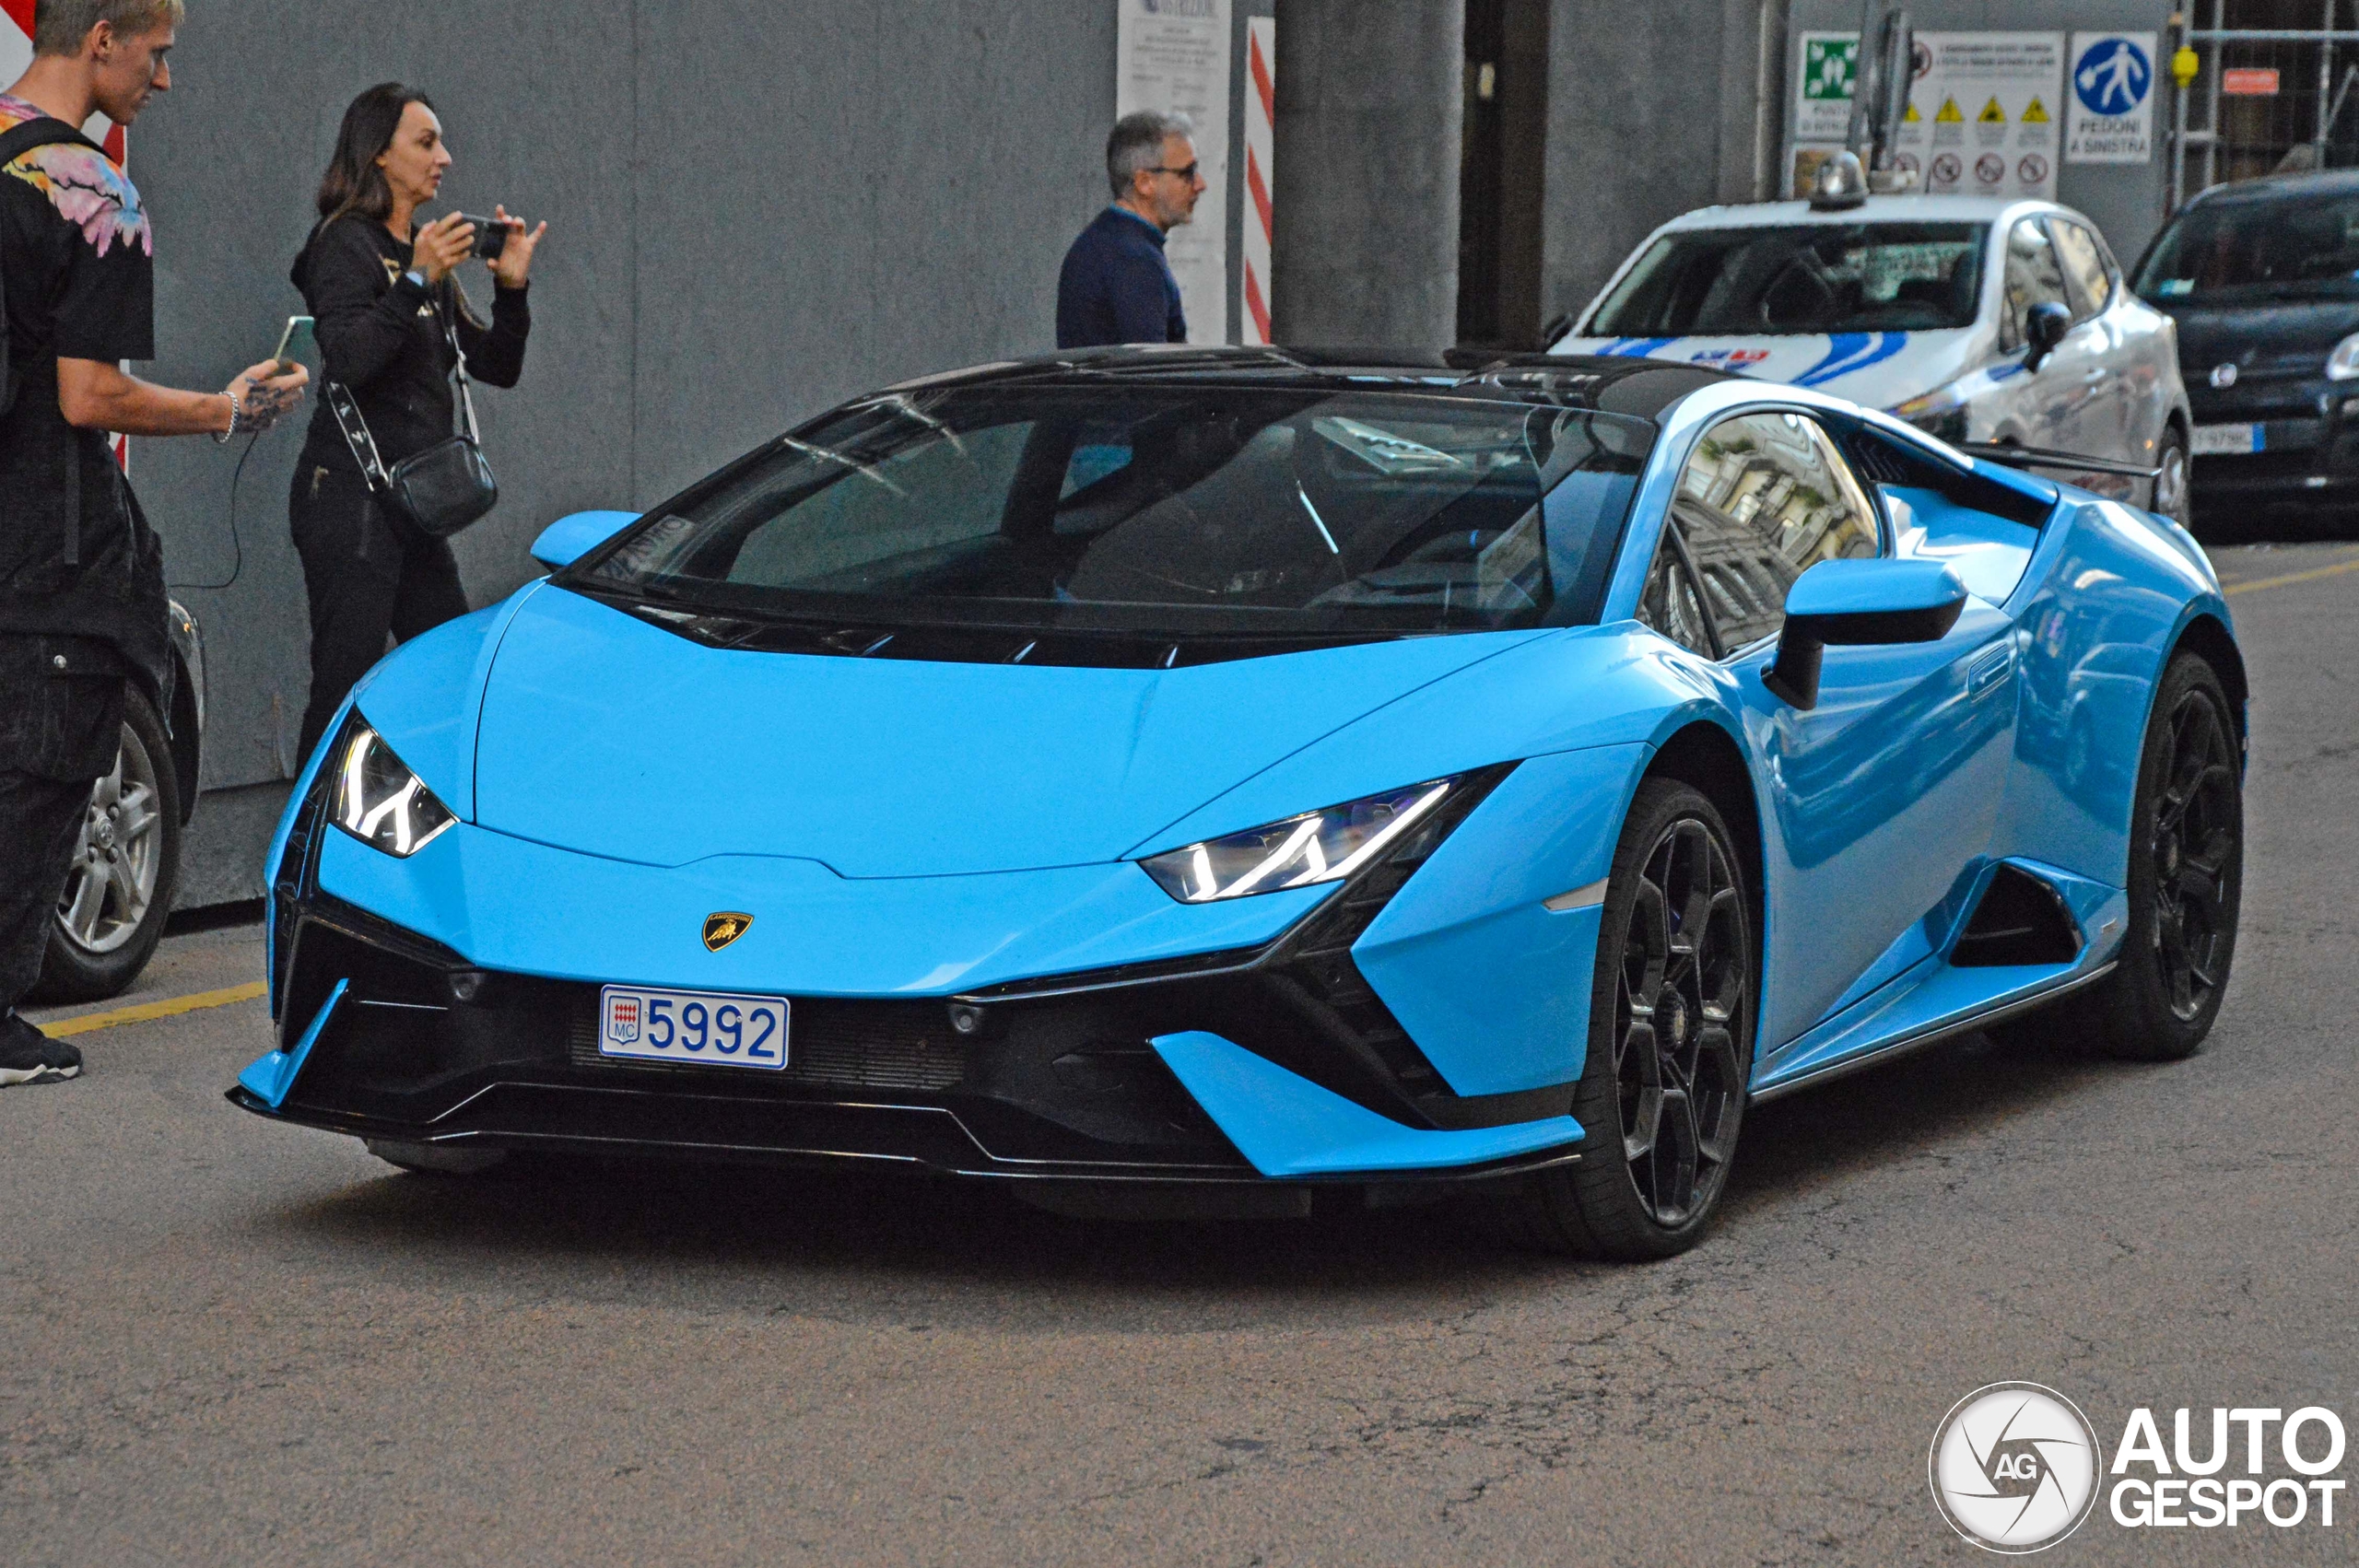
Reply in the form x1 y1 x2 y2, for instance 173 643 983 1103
1055 206 1187 348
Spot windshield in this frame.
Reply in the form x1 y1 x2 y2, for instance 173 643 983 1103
571 387 1652 646
1586 222 1989 336
2135 193 2359 301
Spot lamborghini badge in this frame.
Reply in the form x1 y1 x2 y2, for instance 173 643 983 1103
702 912 753 952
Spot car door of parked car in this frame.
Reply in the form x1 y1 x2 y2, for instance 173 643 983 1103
2048 216 2130 463
1988 216 2113 461
1637 408 2020 1058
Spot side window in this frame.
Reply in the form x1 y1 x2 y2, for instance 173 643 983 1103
1999 217 2071 350
2049 219 2113 320
1657 411 1883 654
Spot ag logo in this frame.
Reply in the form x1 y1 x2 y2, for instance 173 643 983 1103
702 912 754 952
1931 1383 2103 1552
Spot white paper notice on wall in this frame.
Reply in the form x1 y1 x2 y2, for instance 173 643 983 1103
1117 0 1230 345
1895 32 2065 201
2065 32 2157 163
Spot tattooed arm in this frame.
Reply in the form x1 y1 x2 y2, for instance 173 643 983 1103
59 357 309 439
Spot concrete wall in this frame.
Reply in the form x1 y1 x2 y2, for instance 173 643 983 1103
1539 0 1774 327
1269 0 1465 344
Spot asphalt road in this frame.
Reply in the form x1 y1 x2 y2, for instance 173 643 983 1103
6 542 2359 1568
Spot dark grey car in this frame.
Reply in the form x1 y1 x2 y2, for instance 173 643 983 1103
2135 170 2359 534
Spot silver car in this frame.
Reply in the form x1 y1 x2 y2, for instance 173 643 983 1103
36 599 205 1002
1552 194 2194 521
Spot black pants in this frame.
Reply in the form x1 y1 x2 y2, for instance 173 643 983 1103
0 634 127 1012
290 460 468 764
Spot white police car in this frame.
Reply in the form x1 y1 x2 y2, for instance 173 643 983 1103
1552 193 2193 521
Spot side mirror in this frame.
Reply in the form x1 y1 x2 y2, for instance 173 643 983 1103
529 509 639 571
1762 558 1969 711
2023 300 2071 373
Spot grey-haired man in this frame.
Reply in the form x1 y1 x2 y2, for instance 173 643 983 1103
1055 110 1207 349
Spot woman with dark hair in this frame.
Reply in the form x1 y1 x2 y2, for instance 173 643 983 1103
288 82 546 761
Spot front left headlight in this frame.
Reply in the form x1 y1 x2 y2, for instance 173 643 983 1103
2327 333 2359 381
332 720 456 858
1140 778 1460 903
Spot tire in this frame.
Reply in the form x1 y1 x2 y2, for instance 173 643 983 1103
1482 779 1756 1260
366 1139 510 1176
1998 652 2241 1061
2151 426 2190 528
33 685 182 1004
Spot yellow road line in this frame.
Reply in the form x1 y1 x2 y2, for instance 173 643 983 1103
2223 555 2359 596
42 980 266 1038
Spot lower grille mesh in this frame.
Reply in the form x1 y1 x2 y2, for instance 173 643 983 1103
568 995 967 1092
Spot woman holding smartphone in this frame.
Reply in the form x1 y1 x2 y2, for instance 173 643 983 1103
288 82 546 763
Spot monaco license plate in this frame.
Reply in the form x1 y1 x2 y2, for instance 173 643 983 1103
2192 423 2262 456
598 985 789 1071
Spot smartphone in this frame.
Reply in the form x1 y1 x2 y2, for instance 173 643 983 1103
453 213 509 261
270 315 315 373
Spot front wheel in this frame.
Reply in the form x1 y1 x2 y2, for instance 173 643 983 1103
34 685 182 1004
1483 780 1756 1260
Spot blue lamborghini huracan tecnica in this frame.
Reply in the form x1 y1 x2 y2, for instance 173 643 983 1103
234 348 2247 1259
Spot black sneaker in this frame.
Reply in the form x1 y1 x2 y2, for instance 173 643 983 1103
0 1012 81 1087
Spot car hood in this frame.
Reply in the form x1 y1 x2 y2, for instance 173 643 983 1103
464 586 1541 877
2156 297 2359 381
1552 329 1982 412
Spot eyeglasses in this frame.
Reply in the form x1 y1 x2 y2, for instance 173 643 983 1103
1146 163 1201 182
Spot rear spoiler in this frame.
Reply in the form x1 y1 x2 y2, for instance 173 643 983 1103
1956 442 2160 481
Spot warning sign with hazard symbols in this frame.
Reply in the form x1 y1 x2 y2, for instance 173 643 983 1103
1794 29 2062 200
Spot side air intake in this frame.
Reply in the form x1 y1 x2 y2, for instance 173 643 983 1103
1950 864 2083 968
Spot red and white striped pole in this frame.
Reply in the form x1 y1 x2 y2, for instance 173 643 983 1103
1241 17 1276 346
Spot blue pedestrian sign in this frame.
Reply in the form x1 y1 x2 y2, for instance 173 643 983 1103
2067 32 2157 164
2073 37 2151 117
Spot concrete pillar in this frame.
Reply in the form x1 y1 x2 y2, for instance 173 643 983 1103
1270 0 1465 346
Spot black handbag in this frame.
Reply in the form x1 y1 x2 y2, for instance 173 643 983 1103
325 299 499 538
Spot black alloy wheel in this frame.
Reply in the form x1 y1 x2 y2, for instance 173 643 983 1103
1485 779 1755 1260
2142 661 2241 1030
1999 651 2242 1060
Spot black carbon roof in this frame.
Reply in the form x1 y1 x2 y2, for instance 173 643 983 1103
883 346 1731 424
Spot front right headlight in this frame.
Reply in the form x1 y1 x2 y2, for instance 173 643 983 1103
332 720 456 858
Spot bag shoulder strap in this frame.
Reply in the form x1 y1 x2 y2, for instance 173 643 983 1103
0 116 101 170
435 293 482 445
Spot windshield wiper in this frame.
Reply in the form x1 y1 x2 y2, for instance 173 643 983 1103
869 394 966 457
780 436 908 496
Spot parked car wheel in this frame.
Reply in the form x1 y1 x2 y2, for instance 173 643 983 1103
1483 779 1755 1260
2152 426 2191 526
34 685 182 1004
1997 653 2241 1060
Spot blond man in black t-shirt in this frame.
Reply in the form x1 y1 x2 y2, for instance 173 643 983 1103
0 0 308 1086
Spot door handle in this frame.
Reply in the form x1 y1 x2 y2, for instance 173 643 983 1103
1967 644 2014 697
